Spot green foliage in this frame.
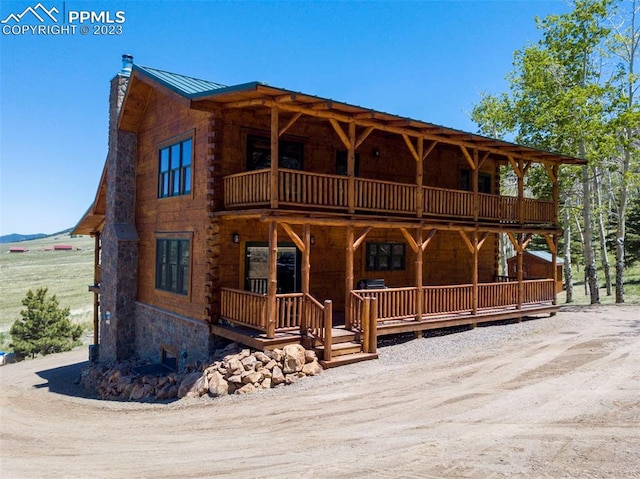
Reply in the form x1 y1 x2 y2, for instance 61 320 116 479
9 288 83 359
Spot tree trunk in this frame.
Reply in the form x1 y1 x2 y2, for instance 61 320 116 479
563 202 574 303
615 129 632 303
593 166 612 295
581 157 600 304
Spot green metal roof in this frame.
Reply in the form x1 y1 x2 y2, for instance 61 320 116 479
134 65 227 96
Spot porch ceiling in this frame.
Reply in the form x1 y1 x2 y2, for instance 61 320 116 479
190 83 586 167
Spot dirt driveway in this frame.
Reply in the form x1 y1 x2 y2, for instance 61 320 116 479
1 305 639 478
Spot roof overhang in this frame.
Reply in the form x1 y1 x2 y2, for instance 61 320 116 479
72 160 107 235
190 83 586 166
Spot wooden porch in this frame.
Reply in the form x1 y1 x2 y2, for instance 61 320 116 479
224 168 556 225
212 279 557 366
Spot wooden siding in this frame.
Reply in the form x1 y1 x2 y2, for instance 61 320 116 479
134 88 211 321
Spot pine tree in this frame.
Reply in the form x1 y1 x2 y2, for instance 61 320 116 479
9 288 83 359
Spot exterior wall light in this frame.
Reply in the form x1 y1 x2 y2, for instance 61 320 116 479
232 232 240 244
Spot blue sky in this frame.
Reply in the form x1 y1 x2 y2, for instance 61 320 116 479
0 0 570 236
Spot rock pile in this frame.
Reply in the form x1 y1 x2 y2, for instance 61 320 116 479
80 343 323 401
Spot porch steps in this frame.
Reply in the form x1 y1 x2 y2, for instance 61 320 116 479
319 351 379 369
313 326 379 368
315 341 362 357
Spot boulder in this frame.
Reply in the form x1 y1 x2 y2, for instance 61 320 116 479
302 360 323 376
226 357 245 375
208 371 229 397
283 344 306 373
304 350 318 363
241 355 258 371
271 365 285 386
254 351 271 364
242 370 263 384
177 372 203 398
235 383 257 395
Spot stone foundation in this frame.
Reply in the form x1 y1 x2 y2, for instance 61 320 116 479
135 302 210 370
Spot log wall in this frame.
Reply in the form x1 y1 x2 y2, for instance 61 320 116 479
134 88 211 321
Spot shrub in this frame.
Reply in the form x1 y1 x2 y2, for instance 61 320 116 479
9 288 83 359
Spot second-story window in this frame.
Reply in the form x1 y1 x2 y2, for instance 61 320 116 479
460 169 492 194
158 137 192 198
247 135 303 171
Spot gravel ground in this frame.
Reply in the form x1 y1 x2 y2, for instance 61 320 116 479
1 304 639 478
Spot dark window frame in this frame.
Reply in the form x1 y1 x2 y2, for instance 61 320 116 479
158 136 192 198
246 135 304 171
366 242 406 271
155 238 190 295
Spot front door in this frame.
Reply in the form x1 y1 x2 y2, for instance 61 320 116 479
245 243 300 294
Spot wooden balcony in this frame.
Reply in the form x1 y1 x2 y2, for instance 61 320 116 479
223 169 556 224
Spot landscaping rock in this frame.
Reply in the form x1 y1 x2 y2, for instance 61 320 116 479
283 344 306 373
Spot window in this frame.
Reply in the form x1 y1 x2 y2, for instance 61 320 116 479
155 238 190 295
158 137 192 198
366 242 405 271
247 135 303 170
460 169 492 193
336 151 360 176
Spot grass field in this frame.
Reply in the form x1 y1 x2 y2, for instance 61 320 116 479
0 234 95 349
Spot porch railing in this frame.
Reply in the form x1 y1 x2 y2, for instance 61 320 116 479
351 279 555 324
223 169 556 224
219 288 332 341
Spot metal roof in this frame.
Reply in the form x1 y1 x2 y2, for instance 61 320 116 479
527 250 565 264
134 65 227 96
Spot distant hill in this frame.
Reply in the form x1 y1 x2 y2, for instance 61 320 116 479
0 228 73 244
0 233 48 244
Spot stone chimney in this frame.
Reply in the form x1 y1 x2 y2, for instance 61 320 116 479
99 55 139 362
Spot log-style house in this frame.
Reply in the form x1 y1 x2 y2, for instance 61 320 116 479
74 55 585 369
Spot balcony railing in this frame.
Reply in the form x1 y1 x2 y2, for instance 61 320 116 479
224 169 555 224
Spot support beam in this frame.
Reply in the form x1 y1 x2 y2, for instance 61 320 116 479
416 137 424 217
301 224 311 334
280 222 305 252
345 225 355 330
415 228 424 321
355 126 374 149
348 122 356 214
460 145 476 170
266 221 278 338
329 119 350 150
279 112 302 137
472 149 480 221
270 107 279 209
353 227 371 250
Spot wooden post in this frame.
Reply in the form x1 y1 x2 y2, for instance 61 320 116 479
472 149 479 222
347 122 356 214
345 225 355 330
266 221 278 338
270 107 279 209
517 233 524 311
300 224 311 334
369 297 378 354
323 300 333 361
362 297 371 353
517 159 524 225
93 233 100 345
472 231 479 316
416 137 424 217
415 228 423 321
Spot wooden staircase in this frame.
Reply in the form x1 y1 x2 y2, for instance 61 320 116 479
312 326 378 369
